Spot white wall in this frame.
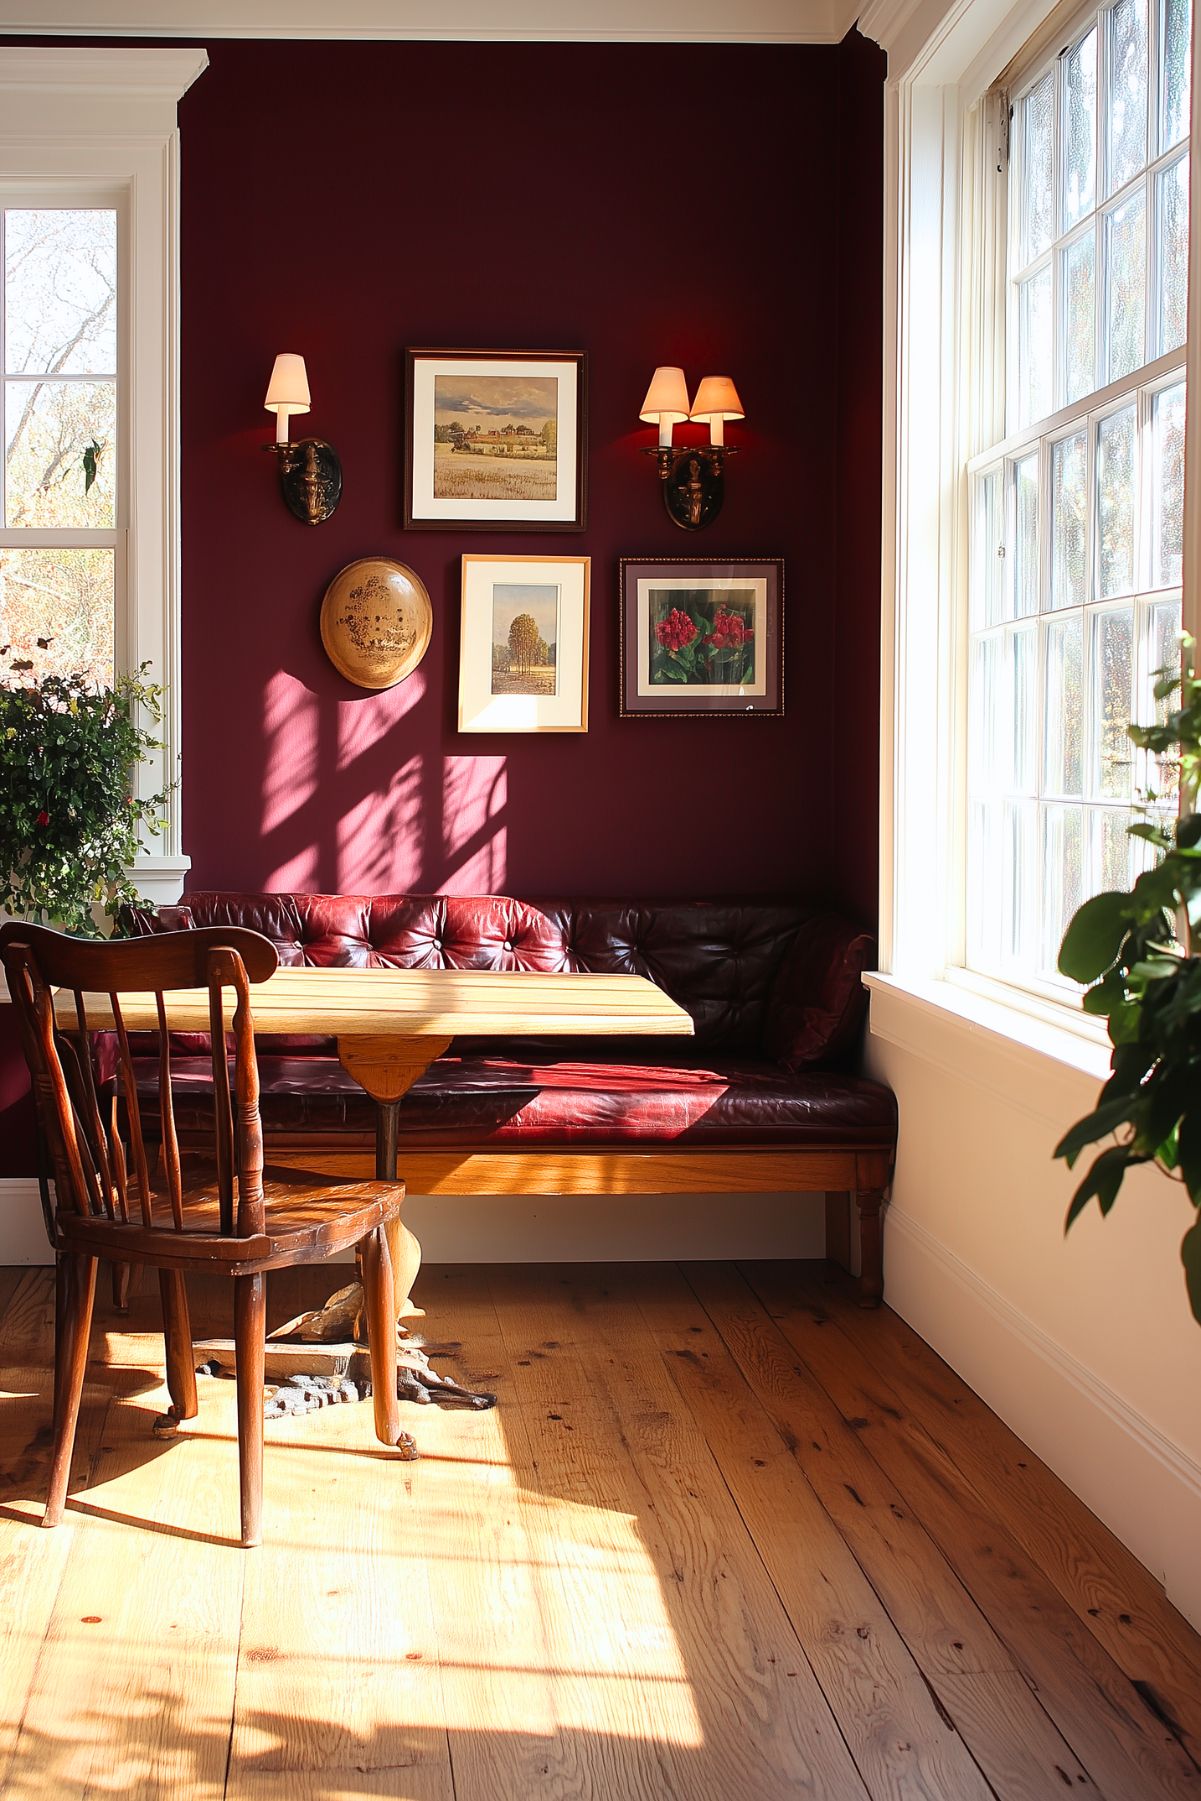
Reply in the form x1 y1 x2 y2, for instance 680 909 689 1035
0 1180 826 1267
868 982 1201 1629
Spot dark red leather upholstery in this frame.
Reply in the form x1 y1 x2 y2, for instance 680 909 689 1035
171 892 873 1057
124 892 894 1149
132 1048 895 1146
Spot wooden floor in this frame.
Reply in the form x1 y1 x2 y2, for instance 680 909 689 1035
0 1260 1199 1800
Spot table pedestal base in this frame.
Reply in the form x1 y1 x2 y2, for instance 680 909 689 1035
194 1327 495 1419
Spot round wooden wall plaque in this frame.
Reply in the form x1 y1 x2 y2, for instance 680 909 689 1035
319 557 433 690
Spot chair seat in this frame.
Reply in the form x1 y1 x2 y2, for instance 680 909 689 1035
57 1162 404 1273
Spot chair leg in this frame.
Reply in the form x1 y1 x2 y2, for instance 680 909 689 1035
45 1253 97 1528
233 1273 266 1548
159 1269 198 1421
111 1261 133 1312
855 1188 886 1307
360 1227 402 1448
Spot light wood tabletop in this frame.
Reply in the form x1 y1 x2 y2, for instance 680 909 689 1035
54 963 695 1040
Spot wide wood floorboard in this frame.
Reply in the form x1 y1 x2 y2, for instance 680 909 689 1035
0 1258 1197 1800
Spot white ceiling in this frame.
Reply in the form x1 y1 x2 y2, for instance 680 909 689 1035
0 0 864 44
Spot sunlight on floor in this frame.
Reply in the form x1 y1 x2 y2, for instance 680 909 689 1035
0 1321 703 1798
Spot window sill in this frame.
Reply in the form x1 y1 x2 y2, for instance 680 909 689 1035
864 969 1113 1126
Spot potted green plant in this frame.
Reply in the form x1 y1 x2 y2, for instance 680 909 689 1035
1055 646 1201 1322
0 654 169 936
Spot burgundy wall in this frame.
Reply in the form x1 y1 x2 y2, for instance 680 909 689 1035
0 32 885 1178
178 35 882 911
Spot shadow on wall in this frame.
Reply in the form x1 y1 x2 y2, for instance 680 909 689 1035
259 667 508 894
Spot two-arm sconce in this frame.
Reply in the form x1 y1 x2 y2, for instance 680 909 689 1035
264 353 343 525
640 366 744 530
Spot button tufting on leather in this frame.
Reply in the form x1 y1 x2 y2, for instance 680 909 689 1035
503 939 513 951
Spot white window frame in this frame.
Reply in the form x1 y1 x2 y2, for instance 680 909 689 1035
869 0 1201 1051
0 49 207 907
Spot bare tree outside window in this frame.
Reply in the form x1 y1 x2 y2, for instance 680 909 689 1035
0 207 118 685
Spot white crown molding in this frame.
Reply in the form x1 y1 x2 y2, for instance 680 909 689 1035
0 0 858 42
0 46 208 97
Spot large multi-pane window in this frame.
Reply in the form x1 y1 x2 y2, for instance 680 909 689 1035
967 0 1190 991
0 203 121 686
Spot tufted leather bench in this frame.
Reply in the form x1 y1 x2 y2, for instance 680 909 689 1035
128 893 897 1302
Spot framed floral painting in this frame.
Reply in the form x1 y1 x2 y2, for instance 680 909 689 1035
619 557 783 717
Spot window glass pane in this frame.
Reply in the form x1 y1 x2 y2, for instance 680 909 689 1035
3 209 117 377
4 378 115 528
1096 405 1136 597
1097 807 1136 887
1147 595 1183 802
0 546 114 685
1041 802 1085 973
1160 0 1192 149
1051 430 1088 609
1044 612 1084 792
1104 186 1147 381
1106 0 1148 196
1014 453 1040 618
1062 229 1097 404
1156 154 1189 355
1152 381 1186 586
1011 621 1037 789
1019 265 1053 427
970 635 1003 789
1023 71 1056 261
1092 604 1134 796
1063 29 1098 226
968 803 1004 970
974 468 1006 628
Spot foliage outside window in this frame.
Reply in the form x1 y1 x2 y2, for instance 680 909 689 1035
0 205 120 689
966 0 1190 995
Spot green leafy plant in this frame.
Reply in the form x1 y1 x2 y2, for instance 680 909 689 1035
1055 642 1201 1322
0 652 169 935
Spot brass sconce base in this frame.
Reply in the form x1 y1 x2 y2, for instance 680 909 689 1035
643 444 736 531
266 437 343 525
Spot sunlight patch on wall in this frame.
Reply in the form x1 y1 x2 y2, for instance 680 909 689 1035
441 755 507 893
336 668 427 773
261 670 319 889
336 754 424 892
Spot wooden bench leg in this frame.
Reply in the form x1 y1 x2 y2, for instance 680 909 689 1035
855 1188 885 1308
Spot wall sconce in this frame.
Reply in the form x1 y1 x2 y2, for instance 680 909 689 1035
264 352 343 525
640 365 744 530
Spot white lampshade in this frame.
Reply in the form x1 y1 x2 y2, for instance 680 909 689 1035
639 365 691 426
689 375 744 422
264 352 311 417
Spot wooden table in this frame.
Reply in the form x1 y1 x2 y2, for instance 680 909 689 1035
59 964 693 1411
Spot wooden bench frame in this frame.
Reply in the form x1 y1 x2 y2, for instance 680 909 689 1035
264 1137 894 1306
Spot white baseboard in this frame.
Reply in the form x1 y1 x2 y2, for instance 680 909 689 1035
884 1204 1201 1631
0 1179 52 1264
0 1180 827 1267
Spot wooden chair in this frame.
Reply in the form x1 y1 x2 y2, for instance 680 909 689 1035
0 920 409 1546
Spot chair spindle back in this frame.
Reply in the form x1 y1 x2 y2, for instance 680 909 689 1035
0 922 278 1239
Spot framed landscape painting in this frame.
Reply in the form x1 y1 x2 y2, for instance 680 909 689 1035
458 554 590 733
619 557 784 717
405 349 587 530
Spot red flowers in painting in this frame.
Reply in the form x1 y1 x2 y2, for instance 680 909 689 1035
35 810 49 828
704 609 754 651
655 608 698 653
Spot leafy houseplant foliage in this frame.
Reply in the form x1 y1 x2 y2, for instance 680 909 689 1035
0 657 168 935
1055 653 1201 1323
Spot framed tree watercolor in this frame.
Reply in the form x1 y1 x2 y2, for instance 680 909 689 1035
458 554 590 733
405 349 587 530
619 557 784 717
